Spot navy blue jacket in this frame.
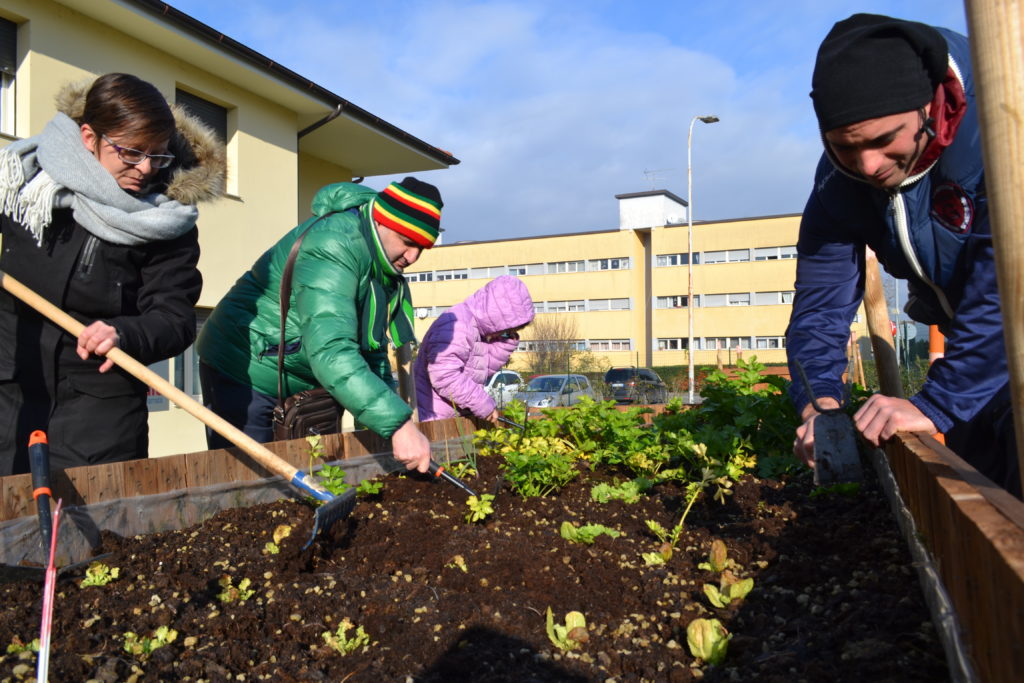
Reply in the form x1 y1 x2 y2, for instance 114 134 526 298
786 28 1002 433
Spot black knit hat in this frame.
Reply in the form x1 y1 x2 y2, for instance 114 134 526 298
811 13 949 131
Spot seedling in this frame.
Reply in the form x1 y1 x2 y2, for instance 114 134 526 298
307 435 351 497
559 521 620 545
448 461 477 480
123 626 178 659
704 571 754 608
263 524 293 555
686 618 730 665
698 539 737 573
445 555 468 573
545 607 588 651
464 494 495 523
6 637 39 654
356 479 384 497
80 561 120 587
322 618 372 655
217 576 255 603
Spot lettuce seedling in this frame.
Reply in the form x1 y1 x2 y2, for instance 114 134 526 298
263 524 293 555
217 576 255 603
686 618 730 665
590 478 652 504
560 521 620 545
5 637 39 654
123 626 177 659
545 607 588 651
322 618 372 655
698 539 737 573
356 479 383 497
704 571 754 608
80 561 120 587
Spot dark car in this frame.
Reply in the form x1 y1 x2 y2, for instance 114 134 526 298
604 367 668 404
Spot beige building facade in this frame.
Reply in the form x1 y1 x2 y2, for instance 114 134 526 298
0 0 457 455
407 190 867 376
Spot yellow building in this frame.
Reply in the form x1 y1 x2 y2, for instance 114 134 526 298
0 0 457 455
408 190 866 376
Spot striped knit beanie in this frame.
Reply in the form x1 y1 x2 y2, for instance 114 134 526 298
372 177 443 248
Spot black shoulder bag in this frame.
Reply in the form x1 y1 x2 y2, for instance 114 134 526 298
271 214 344 441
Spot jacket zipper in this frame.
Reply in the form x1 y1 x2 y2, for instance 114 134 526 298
890 192 955 320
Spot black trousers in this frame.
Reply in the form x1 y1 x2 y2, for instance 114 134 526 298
945 386 1021 499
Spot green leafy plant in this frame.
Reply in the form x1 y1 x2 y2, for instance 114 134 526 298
322 618 372 655
559 521 621 545
810 482 862 499
464 494 495 523
356 478 384 497
545 607 588 651
5 637 39 654
80 561 120 587
123 626 178 659
590 478 652 504
217 576 255 603
704 571 755 607
686 618 730 665
307 435 351 497
447 461 477 479
488 433 579 498
698 539 737 573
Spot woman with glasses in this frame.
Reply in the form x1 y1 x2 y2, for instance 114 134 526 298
0 73 225 475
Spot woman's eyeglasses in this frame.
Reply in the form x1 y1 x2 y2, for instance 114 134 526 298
102 135 175 169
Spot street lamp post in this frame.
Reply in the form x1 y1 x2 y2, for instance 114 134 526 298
687 114 719 404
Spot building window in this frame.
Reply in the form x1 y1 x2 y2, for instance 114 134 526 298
754 245 798 261
533 302 546 313
588 298 631 311
567 300 585 312
589 339 632 351
548 300 568 313
407 271 433 282
435 269 468 281
0 17 16 137
780 246 798 259
754 291 795 305
526 263 545 275
781 291 794 304
588 257 630 271
433 305 451 316
727 249 750 263
176 89 228 143
469 266 506 279
657 338 691 350
508 265 527 276
172 309 211 400
703 250 727 264
727 292 751 306
656 295 688 309
547 260 585 274
703 293 727 307
755 336 786 349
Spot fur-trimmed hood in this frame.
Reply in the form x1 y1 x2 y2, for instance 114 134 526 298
55 79 226 205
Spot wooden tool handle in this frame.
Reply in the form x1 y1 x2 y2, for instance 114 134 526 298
862 249 904 398
0 271 301 481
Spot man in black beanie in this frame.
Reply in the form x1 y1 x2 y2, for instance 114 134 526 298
786 14 1020 498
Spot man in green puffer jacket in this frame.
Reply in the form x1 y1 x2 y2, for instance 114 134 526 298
196 177 443 472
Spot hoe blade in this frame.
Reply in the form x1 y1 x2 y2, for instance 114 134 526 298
304 489 357 550
813 411 864 486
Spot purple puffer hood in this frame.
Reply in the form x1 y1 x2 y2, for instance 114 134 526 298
413 275 534 422
465 275 535 334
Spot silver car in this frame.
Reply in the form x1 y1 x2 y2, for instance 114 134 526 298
484 370 523 409
514 374 597 408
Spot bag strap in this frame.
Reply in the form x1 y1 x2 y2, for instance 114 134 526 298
277 212 336 404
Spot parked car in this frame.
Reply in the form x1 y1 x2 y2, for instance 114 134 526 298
604 367 669 404
514 374 597 408
484 370 523 409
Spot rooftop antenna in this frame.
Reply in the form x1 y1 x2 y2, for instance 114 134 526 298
643 168 673 190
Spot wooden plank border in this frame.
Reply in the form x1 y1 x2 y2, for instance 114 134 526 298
886 433 1024 682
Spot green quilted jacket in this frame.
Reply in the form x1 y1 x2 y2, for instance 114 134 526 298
197 182 412 437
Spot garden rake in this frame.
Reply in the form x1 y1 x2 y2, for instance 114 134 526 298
0 270 355 551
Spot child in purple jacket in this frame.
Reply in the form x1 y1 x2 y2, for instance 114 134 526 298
414 275 534 422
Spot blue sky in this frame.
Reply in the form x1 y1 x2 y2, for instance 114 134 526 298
165 0 969 243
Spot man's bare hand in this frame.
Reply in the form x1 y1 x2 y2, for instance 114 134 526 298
77 321 119 373
390 420 431 472
853 394 936 446
793 397 841 468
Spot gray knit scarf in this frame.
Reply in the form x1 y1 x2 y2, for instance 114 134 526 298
0 112 198 246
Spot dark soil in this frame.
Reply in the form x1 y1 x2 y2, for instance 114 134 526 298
0 454 949 682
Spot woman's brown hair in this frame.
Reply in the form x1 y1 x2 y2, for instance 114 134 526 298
77 73 175 146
